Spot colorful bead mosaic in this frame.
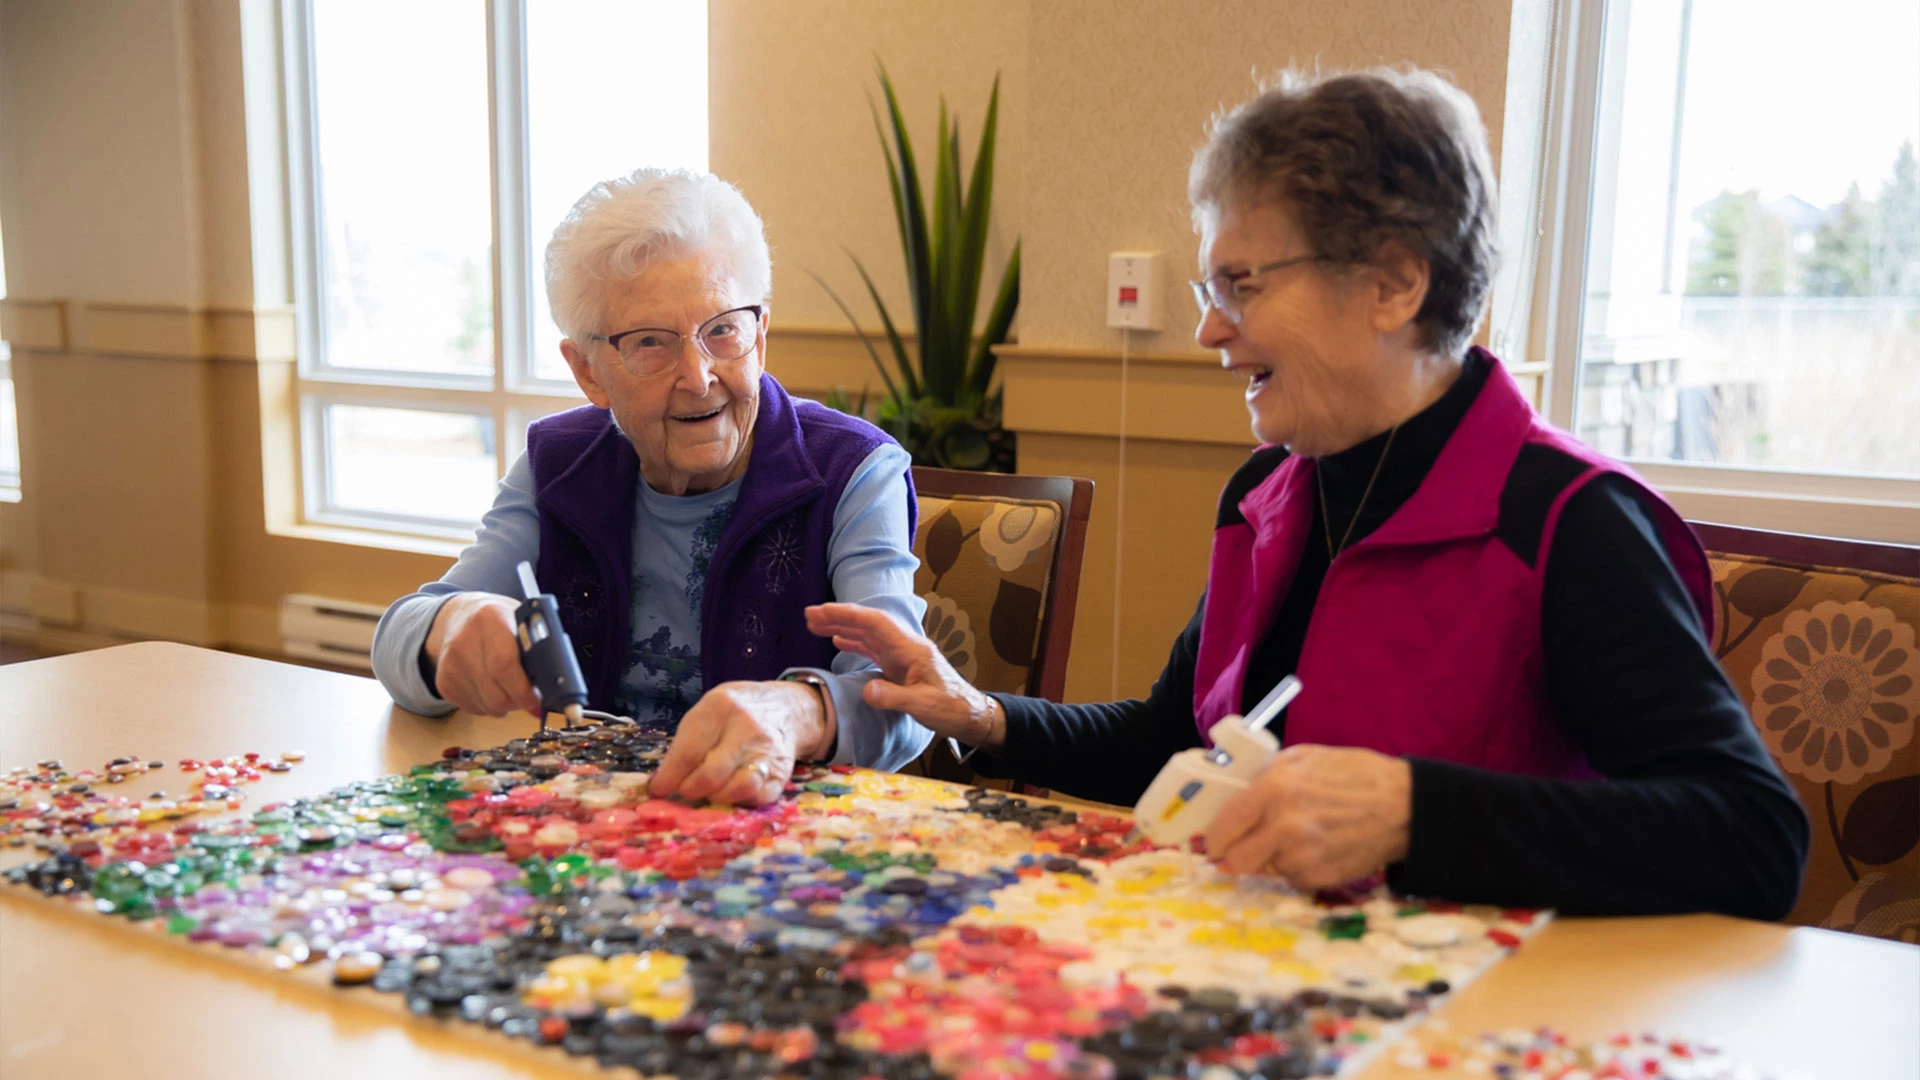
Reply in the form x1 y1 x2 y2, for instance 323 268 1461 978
4 724 1545 1079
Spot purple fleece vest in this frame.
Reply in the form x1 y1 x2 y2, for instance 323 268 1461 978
1192 350 1715 777
525 373 913 712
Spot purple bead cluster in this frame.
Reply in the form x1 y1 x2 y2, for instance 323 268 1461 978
175 844 535 960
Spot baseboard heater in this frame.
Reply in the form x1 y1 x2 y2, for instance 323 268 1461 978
278 594 384 671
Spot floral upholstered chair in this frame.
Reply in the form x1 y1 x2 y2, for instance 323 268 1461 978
1695 523 1920 942
900 468 1093 791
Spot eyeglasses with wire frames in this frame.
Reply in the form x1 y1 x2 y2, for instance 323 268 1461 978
1189 254 1329 325
588 304 767 376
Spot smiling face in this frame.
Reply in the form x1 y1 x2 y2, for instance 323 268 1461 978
559 247 766 495
1196 197 1466 458
1196 199 1407 456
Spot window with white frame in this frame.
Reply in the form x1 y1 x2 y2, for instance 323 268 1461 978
0 209 19 500
285 0 707 538
1537 0 1919 538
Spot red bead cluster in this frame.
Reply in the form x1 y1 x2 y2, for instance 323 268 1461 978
444 788 795 873
837 923 1151 1057
1027 812 1151 860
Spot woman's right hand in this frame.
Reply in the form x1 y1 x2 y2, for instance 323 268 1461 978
423 592 541 717
805 602 1004 752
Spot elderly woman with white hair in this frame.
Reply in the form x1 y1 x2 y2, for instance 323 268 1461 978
371 168 931 803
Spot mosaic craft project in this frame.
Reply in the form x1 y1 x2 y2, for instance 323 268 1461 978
3 723 1546 1079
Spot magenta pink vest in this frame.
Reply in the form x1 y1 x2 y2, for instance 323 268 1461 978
1191 354 1715 776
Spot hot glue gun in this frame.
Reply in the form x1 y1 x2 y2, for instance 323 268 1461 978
515 561 588 732
1131 675 1302 846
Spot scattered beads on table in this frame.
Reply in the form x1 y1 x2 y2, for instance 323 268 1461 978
1394 1022 1803 1079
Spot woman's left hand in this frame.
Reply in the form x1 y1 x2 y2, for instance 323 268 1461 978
648 680 830 807
1203 745 1413 888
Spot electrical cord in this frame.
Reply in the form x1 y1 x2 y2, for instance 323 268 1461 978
1110 326 1131 699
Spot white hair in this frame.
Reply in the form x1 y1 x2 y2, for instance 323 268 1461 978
543 168 773 342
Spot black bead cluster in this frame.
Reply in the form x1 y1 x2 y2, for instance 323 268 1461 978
1077 991 1323 1079
5 850 94 895
953 787 1079 828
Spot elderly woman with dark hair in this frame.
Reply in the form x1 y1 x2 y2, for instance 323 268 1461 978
810 69 1810 919
372 169 932 804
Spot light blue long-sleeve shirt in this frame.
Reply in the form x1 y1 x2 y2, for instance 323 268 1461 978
369 443 933 771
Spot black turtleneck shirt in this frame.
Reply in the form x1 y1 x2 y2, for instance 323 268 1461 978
978 354 1809 921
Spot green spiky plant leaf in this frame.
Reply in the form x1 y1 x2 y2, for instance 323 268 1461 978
811 63 1019 471
821 383 872 420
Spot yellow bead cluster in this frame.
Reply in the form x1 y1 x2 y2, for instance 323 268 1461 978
522 951 692 1020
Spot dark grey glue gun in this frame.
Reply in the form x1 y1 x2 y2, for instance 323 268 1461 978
514 561 588 732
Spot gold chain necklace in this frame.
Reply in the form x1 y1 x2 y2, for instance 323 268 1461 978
1317 424 1400 561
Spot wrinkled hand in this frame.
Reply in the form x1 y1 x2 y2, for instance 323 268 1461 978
805 602 1001 750
425 593 540 717
648 681 828 807
1203 745 1412 889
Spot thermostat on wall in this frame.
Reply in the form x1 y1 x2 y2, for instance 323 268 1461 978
1107 251 1163 332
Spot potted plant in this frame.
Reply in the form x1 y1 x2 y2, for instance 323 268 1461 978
811 65 1020 472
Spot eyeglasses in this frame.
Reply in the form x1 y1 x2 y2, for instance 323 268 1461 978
590 304 766 376
1189 254 1328 324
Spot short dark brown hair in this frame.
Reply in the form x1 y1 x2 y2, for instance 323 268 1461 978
1190 68 1499 358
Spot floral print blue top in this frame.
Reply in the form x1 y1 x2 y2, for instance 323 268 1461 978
618 477 739 727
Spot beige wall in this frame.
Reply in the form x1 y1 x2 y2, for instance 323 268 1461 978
1021 0 1513 351
709 0 1025 335
0 0 446 650
0 0 1517 706
1 0 219 641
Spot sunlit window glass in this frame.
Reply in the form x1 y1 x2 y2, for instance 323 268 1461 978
310 0 493 375
525 0 708 382
323 404 496 524
1577 0 1919 478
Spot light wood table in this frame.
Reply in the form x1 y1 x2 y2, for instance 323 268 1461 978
0 643 1914 1080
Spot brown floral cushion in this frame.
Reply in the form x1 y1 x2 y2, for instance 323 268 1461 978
1707 553 1920 941
899 494 1062 789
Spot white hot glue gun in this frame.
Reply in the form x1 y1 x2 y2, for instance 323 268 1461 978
1131 675 1303 846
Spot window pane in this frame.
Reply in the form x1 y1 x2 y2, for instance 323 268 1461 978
311 1 493 376
0 370 18 489
322 403 496 524
1578 0 1920 478
526 0 708 382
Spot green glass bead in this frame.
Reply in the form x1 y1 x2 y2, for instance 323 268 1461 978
1318 913 1368 941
